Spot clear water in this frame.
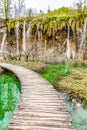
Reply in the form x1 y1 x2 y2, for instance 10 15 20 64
60 93 87 130
0 73 21 130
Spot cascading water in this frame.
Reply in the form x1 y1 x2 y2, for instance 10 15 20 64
72 49 76 59
27 22 32 52
15 22 20 55
27 22 31 36
52 28 55 46
44 39 47 61
65 24 70 74
0 33 6 53
37 23 41 41
78 18 87 59
44 39 47 53
22 21 26 54
38 30 41 41
66 24 71 59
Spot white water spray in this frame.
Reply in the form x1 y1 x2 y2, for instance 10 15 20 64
38 30 41 41
22 21 26 53
79 18 87 59
15 22 20 55
0 33 6 53
65 24 70 74
52 28 55 46
44 39 47 61
44 39 47 53
27 22 31 36
66 24 71 59
27 22 32 53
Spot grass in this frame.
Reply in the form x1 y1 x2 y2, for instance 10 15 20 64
40 63 87 107
56 67 87 106
40 64 71 85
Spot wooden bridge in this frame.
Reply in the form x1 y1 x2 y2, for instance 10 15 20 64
0 63 75 130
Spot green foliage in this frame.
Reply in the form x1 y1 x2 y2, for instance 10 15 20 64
0 73 21 114
45 7 73 17
5 6 87 36
0 72 21 129
6 18 32 32
40 64 71 85
40 63 87 107
0 0 12 19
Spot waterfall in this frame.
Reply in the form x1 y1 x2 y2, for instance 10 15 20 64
0 33 7 53
66 39 71 59
44 39 47 53
66 25 71 59
27 22 32 53
79 18 87 59
38 30 41 41
27 22 31 36
22 21 26 54
72 49 75 59
15 22 20 55
44 39 47 61
52 28 55 46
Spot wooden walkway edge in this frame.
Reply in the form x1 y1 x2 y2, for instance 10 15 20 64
0 63 75 130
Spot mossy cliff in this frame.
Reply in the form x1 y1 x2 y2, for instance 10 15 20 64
0 7 87 61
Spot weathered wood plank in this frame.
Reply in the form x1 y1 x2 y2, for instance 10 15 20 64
0 63 75 130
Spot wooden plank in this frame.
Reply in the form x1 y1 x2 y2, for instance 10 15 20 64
0 63 75 130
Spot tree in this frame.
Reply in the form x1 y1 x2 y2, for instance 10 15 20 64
13 1 17 18
0 0 12 19
76 0 87 14
39 9 44 18
18 0 25 18
27 8 34 18
13 0 25 18
76 0 83 13
40 10 44 15
83 0 87 13
47 6 50 13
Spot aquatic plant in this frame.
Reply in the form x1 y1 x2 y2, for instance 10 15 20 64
0 73 21 129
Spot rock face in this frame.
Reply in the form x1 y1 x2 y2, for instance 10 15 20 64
0 19 86 61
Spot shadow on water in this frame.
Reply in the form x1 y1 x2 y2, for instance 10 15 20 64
60 93 87 130
0 73 21 130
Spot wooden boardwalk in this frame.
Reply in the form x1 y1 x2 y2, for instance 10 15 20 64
0 63 75 130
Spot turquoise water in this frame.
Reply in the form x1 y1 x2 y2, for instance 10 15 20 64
0 73 21 130
60 93 87 130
